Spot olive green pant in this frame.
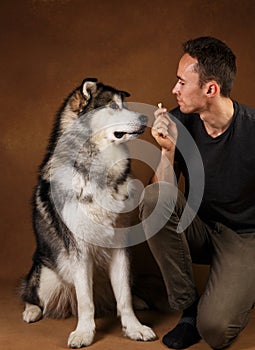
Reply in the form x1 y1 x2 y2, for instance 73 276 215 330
139 182 255 349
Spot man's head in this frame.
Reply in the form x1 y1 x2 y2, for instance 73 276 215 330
183 36 236 98
172 37 236 114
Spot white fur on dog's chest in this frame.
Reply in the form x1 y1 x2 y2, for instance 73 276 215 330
62 159 133 246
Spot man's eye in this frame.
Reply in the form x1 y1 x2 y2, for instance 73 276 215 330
179 80 185 86
110 103 120 110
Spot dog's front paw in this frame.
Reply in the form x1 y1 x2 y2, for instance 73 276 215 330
68 329 95 348
124 324 157 341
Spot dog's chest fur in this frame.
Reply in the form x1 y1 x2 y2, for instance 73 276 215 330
58 143 133 248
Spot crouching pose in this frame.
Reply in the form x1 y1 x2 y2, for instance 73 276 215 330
140 37 255 349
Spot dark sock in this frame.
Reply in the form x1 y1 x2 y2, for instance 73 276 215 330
162 323 201 349
177 298 199 326
181 299 199 319
162 300 201 349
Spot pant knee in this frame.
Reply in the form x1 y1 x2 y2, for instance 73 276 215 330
139 183 158 219
139 182 178 219
197 312 241 349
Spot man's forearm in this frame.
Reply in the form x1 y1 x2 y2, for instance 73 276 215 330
151 148 176 184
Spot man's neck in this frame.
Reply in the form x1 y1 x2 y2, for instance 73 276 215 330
200 98 234 138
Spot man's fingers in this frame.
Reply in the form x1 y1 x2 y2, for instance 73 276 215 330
155 102 167 118
154 114 170 128
154 127 168 138
152 118 169 138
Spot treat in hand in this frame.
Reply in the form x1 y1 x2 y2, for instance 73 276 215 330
157 102 166 138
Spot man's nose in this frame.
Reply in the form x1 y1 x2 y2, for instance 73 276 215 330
172 82 178 95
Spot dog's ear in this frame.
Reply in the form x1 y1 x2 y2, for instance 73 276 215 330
119 90 131 100
82 78 98 100
69 79 98 114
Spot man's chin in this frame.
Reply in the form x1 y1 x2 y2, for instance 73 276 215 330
179 105 187 113
179 105 195 114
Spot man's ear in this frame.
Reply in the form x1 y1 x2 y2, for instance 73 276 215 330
206 81 219 97
82 78 98 100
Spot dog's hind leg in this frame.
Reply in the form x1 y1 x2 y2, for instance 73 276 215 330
22 264 75 322
109 248 157 341
21 263 43 323
38 266 76 319
23 303 42 323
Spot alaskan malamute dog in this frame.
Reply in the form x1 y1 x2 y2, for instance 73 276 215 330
21 78 156 348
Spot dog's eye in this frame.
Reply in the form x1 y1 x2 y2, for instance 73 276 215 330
114 132 125 139
110 103 120 110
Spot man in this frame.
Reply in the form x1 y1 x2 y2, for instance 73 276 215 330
140 37 255 349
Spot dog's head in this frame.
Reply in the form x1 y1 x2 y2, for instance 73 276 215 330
64 78 147 146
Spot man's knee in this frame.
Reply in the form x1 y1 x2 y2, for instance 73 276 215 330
197 308 243 349
139 182 178 219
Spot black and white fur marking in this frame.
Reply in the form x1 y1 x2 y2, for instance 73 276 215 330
20 79 156 348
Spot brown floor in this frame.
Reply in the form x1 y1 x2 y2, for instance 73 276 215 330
1 279 254 350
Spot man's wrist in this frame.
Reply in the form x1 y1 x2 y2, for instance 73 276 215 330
162 146 175 158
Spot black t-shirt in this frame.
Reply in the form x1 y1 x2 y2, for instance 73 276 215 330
171 101 255 233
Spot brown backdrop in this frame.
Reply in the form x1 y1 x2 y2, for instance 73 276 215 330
1 0 255 284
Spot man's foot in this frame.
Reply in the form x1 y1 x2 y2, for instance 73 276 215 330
162 322 201 349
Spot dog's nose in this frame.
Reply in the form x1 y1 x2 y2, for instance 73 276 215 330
139 114 148 125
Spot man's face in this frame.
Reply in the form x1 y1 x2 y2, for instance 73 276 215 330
172 53 208 114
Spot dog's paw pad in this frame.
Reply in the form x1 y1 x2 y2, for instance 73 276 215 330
23 304 42 323
124 325 157 341
68 330 95 348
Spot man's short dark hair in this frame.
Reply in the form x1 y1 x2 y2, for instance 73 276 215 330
183 36 236 97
